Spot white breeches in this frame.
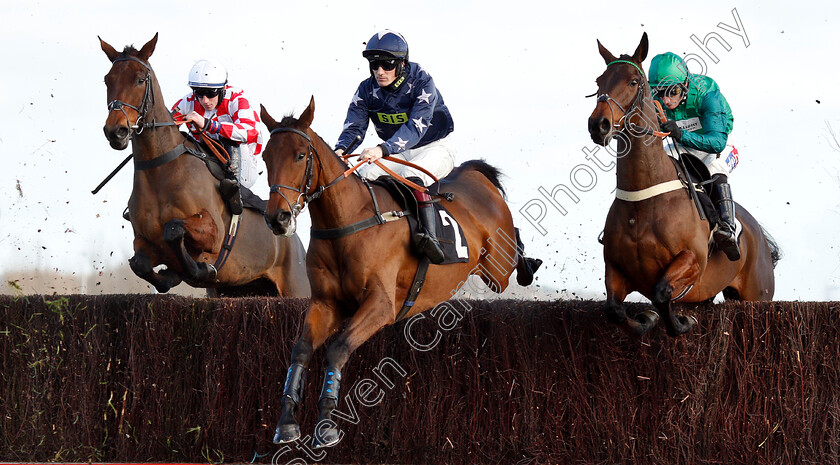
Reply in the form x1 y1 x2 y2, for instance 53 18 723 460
228 145 259 189
665 141 740 178
356 137 457 186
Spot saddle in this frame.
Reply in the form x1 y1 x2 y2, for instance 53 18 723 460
370 176 468 265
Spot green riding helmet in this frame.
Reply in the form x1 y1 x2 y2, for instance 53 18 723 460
648 52 689 88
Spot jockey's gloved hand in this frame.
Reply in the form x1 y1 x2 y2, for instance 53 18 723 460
662 120 683 140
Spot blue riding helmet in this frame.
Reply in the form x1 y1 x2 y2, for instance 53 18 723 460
363 30 409 61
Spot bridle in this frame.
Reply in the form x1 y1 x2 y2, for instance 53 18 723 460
268 127 347 218
590 59 655 138
106 55 175 135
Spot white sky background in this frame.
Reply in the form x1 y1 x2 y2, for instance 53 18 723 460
0 0 838 300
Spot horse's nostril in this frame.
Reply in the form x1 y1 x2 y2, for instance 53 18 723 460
116 126 129 139
599 118 611 135
279 211 291 223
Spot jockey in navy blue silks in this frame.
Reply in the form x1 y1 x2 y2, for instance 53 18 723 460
335 30 456 264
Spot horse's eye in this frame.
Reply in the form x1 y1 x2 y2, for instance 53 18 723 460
137 78 145 86
296 152 306 161
630 79 639 87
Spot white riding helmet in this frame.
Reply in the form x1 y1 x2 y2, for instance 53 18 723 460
188 59 228 88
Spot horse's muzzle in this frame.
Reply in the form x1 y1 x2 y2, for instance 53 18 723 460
588 115 613 146
265 209 296 237
103 124 130 150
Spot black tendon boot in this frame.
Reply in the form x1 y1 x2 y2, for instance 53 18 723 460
712 180 741 261
408 177 445 265
274 362 306 444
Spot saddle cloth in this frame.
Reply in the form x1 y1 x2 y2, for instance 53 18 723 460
373 176 469 264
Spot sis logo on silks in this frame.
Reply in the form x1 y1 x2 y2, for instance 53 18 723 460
725 146 740 172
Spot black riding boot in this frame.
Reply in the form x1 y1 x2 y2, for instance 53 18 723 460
220 143 244 215
712 181 741 261
219 177 243 215
408 177 445 265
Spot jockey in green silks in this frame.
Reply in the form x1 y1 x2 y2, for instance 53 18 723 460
649 52 741 261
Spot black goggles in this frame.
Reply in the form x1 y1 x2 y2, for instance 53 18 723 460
652 85 685 99
369 59 398 71
192 87 222 98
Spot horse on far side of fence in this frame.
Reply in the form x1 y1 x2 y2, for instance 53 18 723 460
587 32 779 337
100 34 309 297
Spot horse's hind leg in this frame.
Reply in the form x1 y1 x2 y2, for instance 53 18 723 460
273 300 341 445
128 247 182 293
605 262 658 336
311 295 393 449
653 251 700 337
514 228 542 286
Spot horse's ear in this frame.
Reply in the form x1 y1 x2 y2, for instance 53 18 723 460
632 32 649 63
299 95 315 128
597 39 618 65
261 104 278 131
99 36 120 63
138 33 158 61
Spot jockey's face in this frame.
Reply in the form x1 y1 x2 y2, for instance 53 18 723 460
371 61 398 87
660 86 684 110
197 93 220 111
663 94 682 110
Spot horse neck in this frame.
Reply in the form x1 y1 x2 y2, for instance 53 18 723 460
306 137 372 230
615 103 677 191
131 70 184 161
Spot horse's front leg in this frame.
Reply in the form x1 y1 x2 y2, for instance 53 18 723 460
652 250 701 337
128 241 182 293
274 300 341 445
311 294 393 449
605 261 659 336
163 210 219 284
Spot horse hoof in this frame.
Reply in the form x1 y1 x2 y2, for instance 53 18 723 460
682 315 699 330
312 425 341 449
516 257 543 286
273 423 301 444
153 283 171 293
637 309 660 328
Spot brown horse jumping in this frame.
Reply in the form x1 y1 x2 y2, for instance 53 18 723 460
99 34 309 297
260 97 539 447
587 33 779 337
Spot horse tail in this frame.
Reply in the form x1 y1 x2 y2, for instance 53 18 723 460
456 159 507 199
760 224 782 268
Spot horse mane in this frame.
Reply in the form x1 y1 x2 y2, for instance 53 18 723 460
121 45 140 57
278 113 338 159
278 114 298 128
453 159 506 199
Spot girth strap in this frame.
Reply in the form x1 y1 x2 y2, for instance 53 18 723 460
210 213 241 274
395 257 431 323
